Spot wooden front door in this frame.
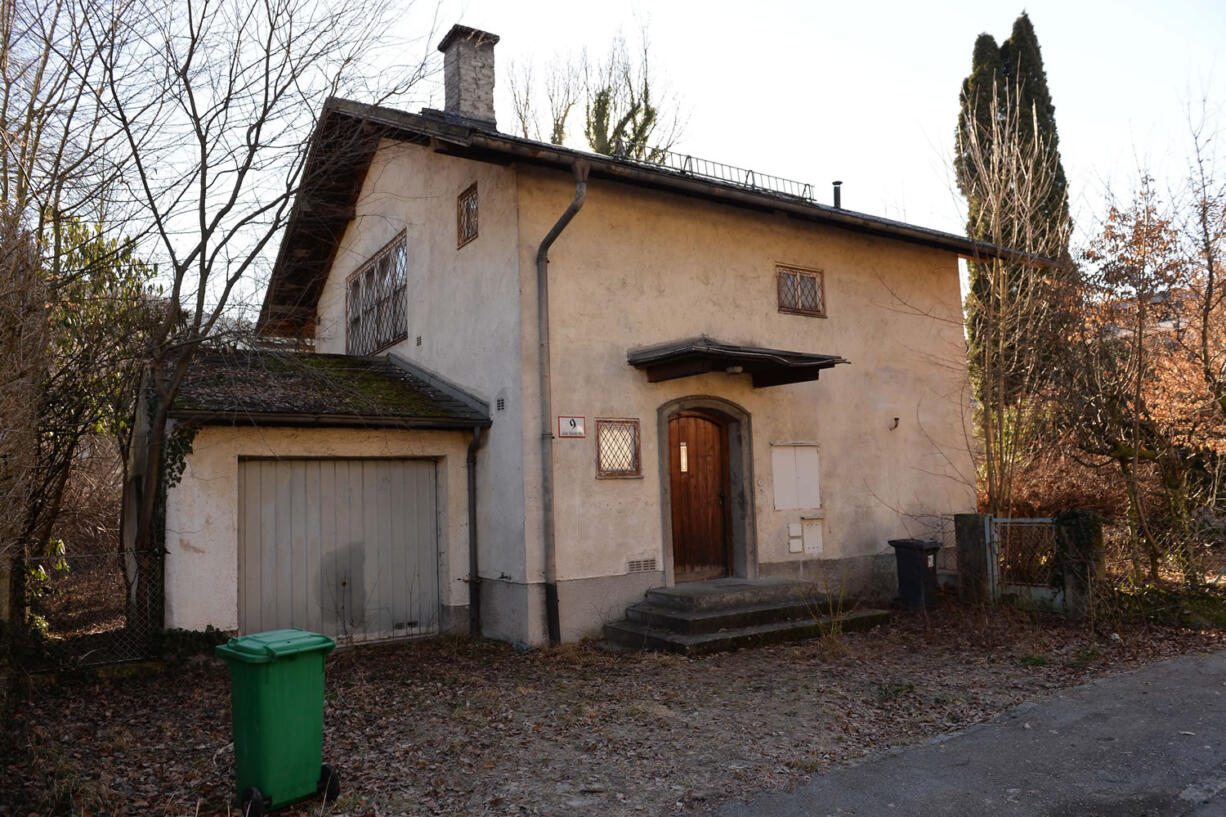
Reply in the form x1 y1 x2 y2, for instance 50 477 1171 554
668 410 731 582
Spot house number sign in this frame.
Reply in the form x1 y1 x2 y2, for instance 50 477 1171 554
557 416 585 438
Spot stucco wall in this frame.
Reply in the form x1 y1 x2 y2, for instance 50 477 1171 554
163 424 471 633
303 141 974 645
312 140 535 641
517 166 974 638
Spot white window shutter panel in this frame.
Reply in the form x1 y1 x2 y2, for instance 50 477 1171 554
772 446 798 510
795 446 821 508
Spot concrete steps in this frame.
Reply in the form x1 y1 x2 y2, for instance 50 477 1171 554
603 578 890 655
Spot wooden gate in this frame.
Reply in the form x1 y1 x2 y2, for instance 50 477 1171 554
238 458 439 642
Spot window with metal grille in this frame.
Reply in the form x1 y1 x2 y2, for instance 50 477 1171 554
596 419 641 478
777 264 825 317
346 234 408 355
457 182 478 248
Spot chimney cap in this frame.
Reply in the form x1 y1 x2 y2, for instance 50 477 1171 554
437 24 500 53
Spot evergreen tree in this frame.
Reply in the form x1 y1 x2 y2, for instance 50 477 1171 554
955 34 1006 243
954 13 1073 514
956 13 1070 251
955 12 1072 407
998 13 1071 243
583 40 669 161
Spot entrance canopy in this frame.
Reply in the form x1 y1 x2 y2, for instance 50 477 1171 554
628 336 848 388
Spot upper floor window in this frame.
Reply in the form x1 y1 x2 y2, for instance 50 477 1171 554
457 182 478 247
346 234 407 355
777 264 825 317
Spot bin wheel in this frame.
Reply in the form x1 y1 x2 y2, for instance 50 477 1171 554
318 764 340 803
240 787 266 817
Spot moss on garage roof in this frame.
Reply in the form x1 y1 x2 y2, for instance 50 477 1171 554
171 348 489 428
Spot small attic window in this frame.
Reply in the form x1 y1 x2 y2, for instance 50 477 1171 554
458 183 478 248
346 234 407 356
777 264 825 317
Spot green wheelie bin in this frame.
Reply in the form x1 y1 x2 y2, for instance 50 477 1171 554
215 629 339 816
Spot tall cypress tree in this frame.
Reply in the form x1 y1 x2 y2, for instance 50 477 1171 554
955 33 1006 246
998 13 1071 245
955 13 1072 514
956 13 1070 253
955 12 1071 407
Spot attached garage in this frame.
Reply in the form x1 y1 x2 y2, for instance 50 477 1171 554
238 457 440 641
158 349 490 641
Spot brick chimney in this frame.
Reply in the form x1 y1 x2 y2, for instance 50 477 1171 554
437 24 499 129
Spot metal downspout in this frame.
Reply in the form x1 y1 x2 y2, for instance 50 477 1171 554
466 426 485 636
537 160 589 645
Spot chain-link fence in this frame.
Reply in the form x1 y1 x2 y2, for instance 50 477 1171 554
26 550 159 667
992 518 1057 586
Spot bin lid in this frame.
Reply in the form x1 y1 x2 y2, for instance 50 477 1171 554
887 538 942 551
215 628 336 663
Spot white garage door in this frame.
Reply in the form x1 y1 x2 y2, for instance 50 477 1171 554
238 458 440 642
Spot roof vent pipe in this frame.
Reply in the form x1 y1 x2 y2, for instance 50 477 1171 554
833 180 843 209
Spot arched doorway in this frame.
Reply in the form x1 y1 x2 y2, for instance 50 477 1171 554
657 397 756 584
668 409 730 581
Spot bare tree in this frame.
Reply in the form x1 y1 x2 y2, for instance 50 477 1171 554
957 84 1073 515
508 59 541 141
0 0 119 230
0 212 46 574
1051 143 1226 587
509 55 582 145
508 29 681 157
84 0 435 585
543 54 582 146
1184 115 1226 429
0 0 150 645
1063 180 1192 582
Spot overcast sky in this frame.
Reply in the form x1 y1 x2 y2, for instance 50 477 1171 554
404 0 1224 244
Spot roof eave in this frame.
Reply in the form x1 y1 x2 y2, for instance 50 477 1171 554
168 408 491 430
260 97 1049 338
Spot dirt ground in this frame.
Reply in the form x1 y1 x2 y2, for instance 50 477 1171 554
5 603 1225 817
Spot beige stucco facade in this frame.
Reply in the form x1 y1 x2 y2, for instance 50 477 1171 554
516 167 974 641
163 424 472 634
174 135 973 645
294 143 974 645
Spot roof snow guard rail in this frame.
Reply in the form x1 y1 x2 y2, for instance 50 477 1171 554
610 140 818 202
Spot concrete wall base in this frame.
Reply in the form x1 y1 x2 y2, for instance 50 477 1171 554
556 570 664 642
479 578 546 645
438 603 470 636
758 554 898 604
478 572 666 645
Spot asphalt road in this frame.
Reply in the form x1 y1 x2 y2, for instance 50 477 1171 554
720 649 1226 817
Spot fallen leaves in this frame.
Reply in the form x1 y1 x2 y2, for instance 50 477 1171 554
4 606 1224 817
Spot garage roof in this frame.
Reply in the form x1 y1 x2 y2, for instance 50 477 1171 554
171 349 490 429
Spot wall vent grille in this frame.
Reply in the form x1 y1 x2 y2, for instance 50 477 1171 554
627 558 657 574
496 398 506 411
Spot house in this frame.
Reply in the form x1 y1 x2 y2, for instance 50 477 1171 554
160 24 987 647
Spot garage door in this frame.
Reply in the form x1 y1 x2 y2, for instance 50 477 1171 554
237 458 439 642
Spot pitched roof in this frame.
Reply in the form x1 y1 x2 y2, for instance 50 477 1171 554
259 97 1029 339
171 348 490 429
